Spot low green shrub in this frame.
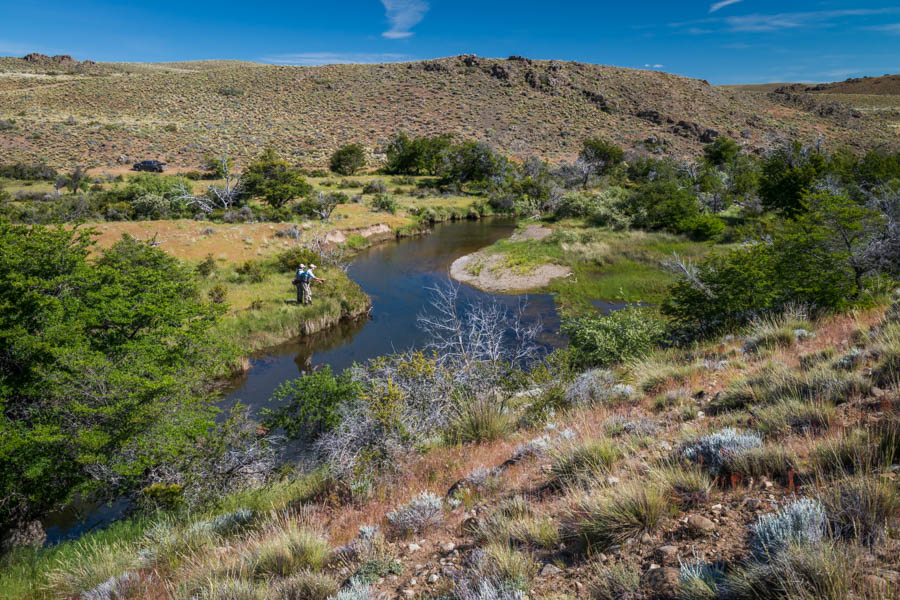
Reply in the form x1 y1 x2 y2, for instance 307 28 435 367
562 307 666 367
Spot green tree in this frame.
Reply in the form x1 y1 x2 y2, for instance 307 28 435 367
759 141 827 216
384 133 452 175
0 224 235 530
663 192 887 336
578 137 625 187
384 132 420 175
702 137 740 167
444 141 508 184
628 181 700 233
201 155 234 179
330 143 366 175
242 149 312 209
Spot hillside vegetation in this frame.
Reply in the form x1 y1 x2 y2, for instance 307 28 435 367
0 55 895 169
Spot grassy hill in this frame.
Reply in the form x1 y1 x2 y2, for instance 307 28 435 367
1 55 896 169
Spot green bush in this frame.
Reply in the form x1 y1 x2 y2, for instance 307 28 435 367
262 367 360 440
627 181 700 233
663 192 886 336
371 193 398 214
683 213 725 241
554 193 598 219
236 260 266 283
273 247 321 272
562 307 666 367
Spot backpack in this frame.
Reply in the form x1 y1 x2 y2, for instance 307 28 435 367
296 269 311 284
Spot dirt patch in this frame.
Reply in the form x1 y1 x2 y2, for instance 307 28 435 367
510 224 553 241
324 223 394 246
450 251 571 293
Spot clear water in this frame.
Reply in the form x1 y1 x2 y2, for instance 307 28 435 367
222 218 567 413
43 218 628 544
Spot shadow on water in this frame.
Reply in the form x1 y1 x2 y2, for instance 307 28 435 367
44 218 625 544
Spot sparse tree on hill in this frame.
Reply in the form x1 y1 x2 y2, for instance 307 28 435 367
329 143 366 175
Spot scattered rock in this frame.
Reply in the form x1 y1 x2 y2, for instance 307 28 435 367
402 589 416 598
741 498 761 510
687 514 716 534
636 109 669 125
490 64 510 81
428 574 440 584
641 567 680 599
408 543 422 553
541 563 563 576
440 542 456 554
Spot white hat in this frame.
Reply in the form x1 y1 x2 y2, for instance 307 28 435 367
299 263 307 269
309 264 317 269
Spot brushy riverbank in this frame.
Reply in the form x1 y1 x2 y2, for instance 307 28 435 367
3 300 897 600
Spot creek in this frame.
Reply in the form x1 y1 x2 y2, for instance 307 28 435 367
43 218 625 544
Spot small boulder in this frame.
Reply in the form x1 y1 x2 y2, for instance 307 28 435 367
687 515 716 534
541 563 563 576
440 542 456 554
641 567 680 599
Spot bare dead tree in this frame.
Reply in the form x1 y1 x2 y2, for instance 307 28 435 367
417 280 542 373
664 252 714 299
177 156 243 213
303 233 350 273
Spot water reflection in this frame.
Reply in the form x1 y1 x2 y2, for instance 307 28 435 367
223 218 566 413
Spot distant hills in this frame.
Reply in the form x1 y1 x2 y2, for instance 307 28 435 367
0 54 897 169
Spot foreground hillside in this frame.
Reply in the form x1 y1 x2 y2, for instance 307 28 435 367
0 54 894 169
3 301 898 600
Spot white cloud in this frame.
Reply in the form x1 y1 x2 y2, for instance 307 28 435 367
709 0 743 14
381 0 429 39
725 9 898 33
671 8 900 34
643 63 665 68
866 23 900 34
262 52 413 66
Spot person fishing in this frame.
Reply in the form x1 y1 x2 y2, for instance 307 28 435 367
294 263 326 305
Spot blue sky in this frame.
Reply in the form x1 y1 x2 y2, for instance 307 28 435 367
1 0 898 84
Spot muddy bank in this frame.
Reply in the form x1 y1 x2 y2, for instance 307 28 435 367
450 225 572 293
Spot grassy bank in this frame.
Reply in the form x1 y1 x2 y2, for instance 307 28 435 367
197 256 370 355
471 220 719 310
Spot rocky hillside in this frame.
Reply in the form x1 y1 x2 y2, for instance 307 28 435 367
0 55 895 169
